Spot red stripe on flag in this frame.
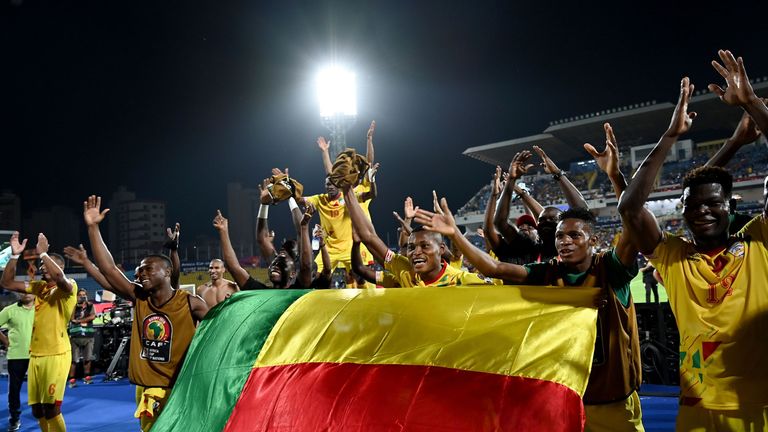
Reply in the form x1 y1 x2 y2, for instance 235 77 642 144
224 363 584 431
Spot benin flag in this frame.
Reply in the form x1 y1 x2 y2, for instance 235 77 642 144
152 286 598 432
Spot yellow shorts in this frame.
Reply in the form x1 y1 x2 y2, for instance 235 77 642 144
135 385 170 432
28 352 71 405
584 391 645 432
677 404 768 431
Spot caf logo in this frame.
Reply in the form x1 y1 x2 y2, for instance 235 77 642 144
143 314 171 341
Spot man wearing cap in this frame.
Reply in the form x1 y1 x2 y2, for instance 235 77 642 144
490 213 542 272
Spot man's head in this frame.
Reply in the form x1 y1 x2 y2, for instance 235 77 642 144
77 289 88 304
268 254 296 288
555 207 598 267
136 254 173 293
406 227 446 277
516 214 539 243
537 206 561 239
40 253 66 282
324 176 340 199
19 292 35 305
280 239 299 263
208 259 226 281
681 166 732 243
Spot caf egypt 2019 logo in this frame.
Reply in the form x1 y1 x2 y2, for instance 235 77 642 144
141 314 173 363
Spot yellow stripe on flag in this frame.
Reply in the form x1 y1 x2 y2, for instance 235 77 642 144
255 285 599 396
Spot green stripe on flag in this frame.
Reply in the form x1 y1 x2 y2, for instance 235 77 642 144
152 289 310 432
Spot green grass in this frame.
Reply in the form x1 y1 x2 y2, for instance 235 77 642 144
629 273 668 303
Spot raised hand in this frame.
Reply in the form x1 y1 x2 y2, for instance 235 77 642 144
392 211 413 236
258 178 272 205
271 167 288 177
63 244 88 265
213 210 229 232
83 195 110 226
508 150 534 180
709 49 759 107
403 197 416 219
432 190 444 215
312 224 326 245
36 233 50 255
317 136 330 152
584 122 621 177
491 166 502 196
165 223 180 250
729 110 762 146
369 162 380 178
414 196 457 237
532 146 561 175
367 121 376 141
665 77 697 138
301 202 316 226
9 232 27 255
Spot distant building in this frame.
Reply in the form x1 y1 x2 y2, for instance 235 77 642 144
226 183 258 258
0 191 21 230
108 186 166 266
23 205 80 251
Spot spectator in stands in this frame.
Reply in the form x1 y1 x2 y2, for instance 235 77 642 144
619 51 768 431
83 195 209 432
0 292 35 432
196 259 239 307
67 289 96 388
416 201 644 431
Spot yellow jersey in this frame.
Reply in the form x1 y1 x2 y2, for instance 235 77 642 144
648 215 768 409
384 254 490 287
27 279 78 356
306 185 372 268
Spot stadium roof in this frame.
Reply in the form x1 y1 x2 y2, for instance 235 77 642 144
463 81 768 168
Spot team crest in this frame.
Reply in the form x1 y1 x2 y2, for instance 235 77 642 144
141 314 173 363
727 241 745 258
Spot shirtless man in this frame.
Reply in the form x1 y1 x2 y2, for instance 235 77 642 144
196 259 238 307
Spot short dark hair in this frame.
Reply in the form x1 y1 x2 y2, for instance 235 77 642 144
683 166 733 198
144 254 172 269
49 253 66 266
410 226 444 244
558 207 596 232
281 239 299 262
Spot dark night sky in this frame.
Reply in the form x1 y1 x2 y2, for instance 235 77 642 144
4 0 768 245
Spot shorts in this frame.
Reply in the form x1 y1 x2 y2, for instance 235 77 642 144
584 391 644 432
676 404 768 431
135 385 170 432
28 352 72 405
70 337 95 361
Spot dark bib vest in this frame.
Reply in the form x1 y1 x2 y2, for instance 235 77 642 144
129 290 195 388
540 252 642 404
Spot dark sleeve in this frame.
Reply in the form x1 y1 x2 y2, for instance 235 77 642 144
241 276 269 291
522 262 548 285
87 303 95 315
605 249 638 307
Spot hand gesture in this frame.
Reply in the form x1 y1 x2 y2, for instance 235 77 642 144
212 210 229 232
63 244 88 265
369 162 380 178
414 196 457 237
9 232 27 255
709 50 758 107
728 111 762 147
665 77 697 138
83 195 110 226
312 224 326 245
258 178 272 205
271 167 288 177
301 202 315 226
367 120 376 141
508 151 534 180
584 123 621 178
165 223 180 251
532 146 561 175
36 233 49 255
403 197 416 219
491 166 502 195
432 190 445 216
392 211 413 236
317 136 330 152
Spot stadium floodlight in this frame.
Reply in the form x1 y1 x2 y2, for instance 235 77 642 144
317 66 357 117
316 65 358 157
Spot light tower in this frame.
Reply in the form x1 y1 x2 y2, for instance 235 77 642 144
317 66 357 158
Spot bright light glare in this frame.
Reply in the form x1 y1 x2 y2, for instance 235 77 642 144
317 66 357 117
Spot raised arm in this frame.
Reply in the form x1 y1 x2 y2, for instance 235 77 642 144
495 151 533 241
0 232 29 293
358 163 379 202
213 210 251 288
533 145 589 209
83 195 138 300
313 224 332 279
618 78 696 254
415 196 529 283
35 233 73 293
296 204 315 288
584 123 628 197
344 185 390 264
365 120 376 164
351 228 377 284
164 223 181 290
64 244 114 291
317 136 334 175
483 166 504 252
709 50 768 135
256 178 278 262
393 196 416 249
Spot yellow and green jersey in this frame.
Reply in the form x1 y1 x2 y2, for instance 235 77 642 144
27 279 78 356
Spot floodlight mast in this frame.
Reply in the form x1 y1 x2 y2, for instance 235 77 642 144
317 66 358 159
